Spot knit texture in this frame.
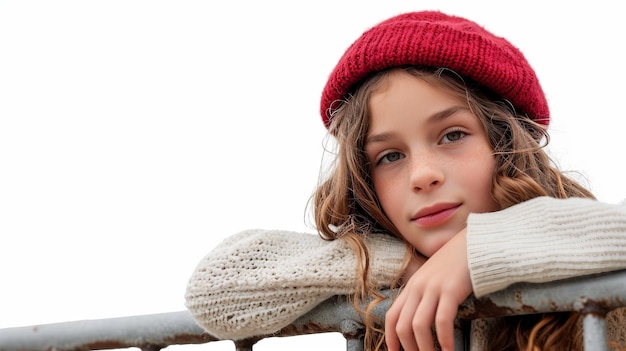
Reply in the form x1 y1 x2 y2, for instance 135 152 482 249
320 11 549 128
185 229 406 340
467 196 626 297
186 197 626 344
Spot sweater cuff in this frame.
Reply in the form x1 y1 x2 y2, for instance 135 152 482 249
467 197 626 297
365 234 407 287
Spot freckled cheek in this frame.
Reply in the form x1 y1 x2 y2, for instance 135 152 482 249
372 179 389 207
372 177 403 217
474 156 498 212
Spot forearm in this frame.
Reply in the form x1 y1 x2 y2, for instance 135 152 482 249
466 196 626 297
185 229 406 340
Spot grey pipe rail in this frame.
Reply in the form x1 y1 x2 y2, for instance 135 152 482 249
1 270 625 351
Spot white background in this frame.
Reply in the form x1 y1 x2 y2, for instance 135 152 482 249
1 1 625 350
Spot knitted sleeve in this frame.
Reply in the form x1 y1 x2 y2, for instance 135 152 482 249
184 229 406 340
467 196 626 297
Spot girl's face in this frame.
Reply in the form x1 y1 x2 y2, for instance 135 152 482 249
365 70 499 257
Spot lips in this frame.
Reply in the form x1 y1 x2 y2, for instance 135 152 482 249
412 203 461 227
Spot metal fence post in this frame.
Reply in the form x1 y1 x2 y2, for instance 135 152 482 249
583 313 608 351
346 337 364 351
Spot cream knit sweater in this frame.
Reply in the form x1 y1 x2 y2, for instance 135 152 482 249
185 196 626 345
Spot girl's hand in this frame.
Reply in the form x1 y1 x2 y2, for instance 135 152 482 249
385 229 472 351
401 250 428 282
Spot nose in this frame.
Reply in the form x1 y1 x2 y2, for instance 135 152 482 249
409 153 445 191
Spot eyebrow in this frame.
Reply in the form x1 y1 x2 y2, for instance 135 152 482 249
365 105 470 145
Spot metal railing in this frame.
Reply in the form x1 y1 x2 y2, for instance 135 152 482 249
1 270 625 351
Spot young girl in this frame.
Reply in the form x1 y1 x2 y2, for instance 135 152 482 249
185 11 626 351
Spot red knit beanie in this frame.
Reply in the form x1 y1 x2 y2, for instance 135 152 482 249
320 11 549 128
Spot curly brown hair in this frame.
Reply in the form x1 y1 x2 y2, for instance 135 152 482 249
311 67 594 350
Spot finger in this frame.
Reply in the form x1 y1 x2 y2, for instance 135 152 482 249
390 289 422 351
385 291 406 351
413 293 438 351
434 294 459 351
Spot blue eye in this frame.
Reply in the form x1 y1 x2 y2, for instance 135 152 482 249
441 130 466 143
378 151 404 165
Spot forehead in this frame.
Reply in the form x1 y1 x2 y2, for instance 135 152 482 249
368 69 466 116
